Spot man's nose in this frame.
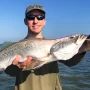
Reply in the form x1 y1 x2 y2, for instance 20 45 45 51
33 17 38 23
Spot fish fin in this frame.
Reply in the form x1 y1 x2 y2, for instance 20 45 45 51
50 41 61 53
31 55 58 69
31 60 48 69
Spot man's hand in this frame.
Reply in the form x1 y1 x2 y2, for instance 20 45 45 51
12 55 32 69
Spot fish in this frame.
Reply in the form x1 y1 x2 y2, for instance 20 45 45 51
0 34 89 72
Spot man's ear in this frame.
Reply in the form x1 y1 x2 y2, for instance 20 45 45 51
44 19 46 26
24 18 27 25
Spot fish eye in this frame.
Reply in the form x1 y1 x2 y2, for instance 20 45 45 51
70 36 74 39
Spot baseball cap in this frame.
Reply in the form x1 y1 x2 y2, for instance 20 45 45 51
25 4 45 16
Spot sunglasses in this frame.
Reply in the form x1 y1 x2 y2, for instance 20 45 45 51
26 15 45 20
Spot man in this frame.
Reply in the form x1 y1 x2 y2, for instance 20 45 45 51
5 4 87 90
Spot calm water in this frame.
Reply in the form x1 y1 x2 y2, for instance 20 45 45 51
59 51 90 90
0 51 90 90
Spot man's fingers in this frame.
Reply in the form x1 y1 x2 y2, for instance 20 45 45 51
12 55 33 68
20 56 32 67
12 55 22 65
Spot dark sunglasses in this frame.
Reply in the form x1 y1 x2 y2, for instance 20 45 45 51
26 15 45 20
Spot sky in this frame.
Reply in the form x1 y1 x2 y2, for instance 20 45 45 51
0 0 90 43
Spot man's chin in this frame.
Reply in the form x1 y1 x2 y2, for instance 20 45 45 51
31 30 40 34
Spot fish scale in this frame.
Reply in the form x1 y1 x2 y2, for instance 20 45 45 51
0 34 88 71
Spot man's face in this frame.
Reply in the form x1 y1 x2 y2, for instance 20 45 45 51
25 10 46 34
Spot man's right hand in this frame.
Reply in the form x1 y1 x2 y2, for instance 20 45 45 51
12 55 33 69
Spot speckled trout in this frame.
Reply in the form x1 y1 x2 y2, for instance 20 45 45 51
0 34 89 71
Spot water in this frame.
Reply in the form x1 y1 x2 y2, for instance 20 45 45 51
59 51 90 90
0 74 15 90
0 50 90 90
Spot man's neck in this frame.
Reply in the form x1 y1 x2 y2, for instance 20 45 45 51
25 30 43 39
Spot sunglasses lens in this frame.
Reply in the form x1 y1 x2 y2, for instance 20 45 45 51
26 15 45 20
37 15 45 20
26 16 35 20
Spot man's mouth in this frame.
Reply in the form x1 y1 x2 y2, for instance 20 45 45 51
32 25 40 28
